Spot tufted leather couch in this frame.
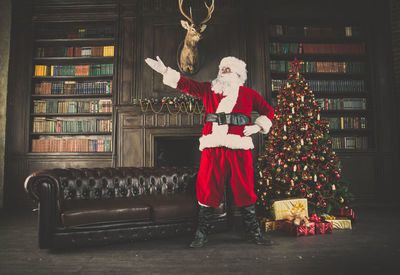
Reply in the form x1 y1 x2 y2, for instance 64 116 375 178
24 166 228 249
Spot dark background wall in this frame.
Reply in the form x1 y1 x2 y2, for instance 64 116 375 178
3 0 399 209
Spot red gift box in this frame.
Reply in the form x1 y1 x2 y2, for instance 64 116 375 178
333 206 356 221
315 221 333 234
279 220 315 237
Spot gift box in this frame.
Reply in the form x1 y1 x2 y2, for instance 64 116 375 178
333 206 356 221
260 219 286 232
279 220 315 237
315 221 333 234
271 198 308 221
309 213 333 234
325 218 352 230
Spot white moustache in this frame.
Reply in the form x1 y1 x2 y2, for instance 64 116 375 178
211 73 244 96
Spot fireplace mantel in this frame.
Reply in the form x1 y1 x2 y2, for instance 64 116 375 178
116 105 262 167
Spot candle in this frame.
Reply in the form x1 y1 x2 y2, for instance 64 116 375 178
292 107 294 114
293 165 297 172
301 139 304 145
314 174 317 182
332 184 336 190
284 125 287 132
301 96 304 102
317 114 320 120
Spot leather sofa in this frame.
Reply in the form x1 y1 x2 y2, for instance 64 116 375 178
24 166 228 249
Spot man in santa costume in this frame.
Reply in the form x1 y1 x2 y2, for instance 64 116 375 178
145 56 274 248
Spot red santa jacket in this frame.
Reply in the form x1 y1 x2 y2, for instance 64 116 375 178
176 76 274 151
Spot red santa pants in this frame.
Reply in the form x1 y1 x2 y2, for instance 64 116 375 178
196 147 257 208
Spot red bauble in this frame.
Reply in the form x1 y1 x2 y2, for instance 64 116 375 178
336 174 341 178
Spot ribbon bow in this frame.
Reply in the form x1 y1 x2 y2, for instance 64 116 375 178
309 213 322 223
288 201 309 227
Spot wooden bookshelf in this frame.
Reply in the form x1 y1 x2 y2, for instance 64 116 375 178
30 22 115 153
267 22 372 151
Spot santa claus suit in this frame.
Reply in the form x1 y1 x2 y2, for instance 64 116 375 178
162 57 274 207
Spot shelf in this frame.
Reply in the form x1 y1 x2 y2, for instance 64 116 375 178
30 132 111 136
33 56 114 63
320 110 369 115
35 38 115 44
31 94 112 99
271 72 366 80
33 75 113 80
328 129 371 134
268 36 365 44
31 113 112 117
27 152 113 156
269 54 366 61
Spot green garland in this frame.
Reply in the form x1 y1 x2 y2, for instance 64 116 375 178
133 94 204 115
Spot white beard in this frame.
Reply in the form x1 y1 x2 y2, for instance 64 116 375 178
211 73 244 96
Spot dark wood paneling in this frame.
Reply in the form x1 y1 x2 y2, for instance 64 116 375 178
118 17 136 104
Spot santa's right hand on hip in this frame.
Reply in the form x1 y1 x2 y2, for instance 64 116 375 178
145 56 167 74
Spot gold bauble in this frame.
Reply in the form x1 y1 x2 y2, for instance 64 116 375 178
339 197 344 204
311 155 316 160
283 136 287 140
276 190 281 195
320 156 325 161
296 145 301 150
258 180 264 185
307 193 313 198
285 191 291 196
283 164 288 168
276 167 281 173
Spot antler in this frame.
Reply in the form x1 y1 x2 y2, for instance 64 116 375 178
178 0 194 25
200 0 215 25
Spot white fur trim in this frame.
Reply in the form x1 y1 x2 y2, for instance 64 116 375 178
254 115 272 134
162 67 180 89
209 85 240 145
219 56 247 83
199 133 254 151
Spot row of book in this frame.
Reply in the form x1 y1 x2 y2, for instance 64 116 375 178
36 46 114 57
332 136 368 150
269 42 366 55
34 81 112 95
271 79 365 92
269 25 361 38
270 60 365 73
323 116 367 130
31 138 112 152
33 117 112 133
33 99 112 114
34 64 114 77
316 98 367 110
36 27 114 39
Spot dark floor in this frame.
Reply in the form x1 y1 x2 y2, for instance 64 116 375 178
1 202 400 275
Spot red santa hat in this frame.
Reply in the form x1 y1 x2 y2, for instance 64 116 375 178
218 56 247 84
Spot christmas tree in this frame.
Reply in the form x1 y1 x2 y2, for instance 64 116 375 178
256 58 352 217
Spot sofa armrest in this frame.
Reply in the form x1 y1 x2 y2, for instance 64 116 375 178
24 170 67 249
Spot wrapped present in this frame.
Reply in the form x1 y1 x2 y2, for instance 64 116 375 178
333 206 356 221
272 198 308 221
260 219 286 232
279 220 315 237
309 214 332 234
325 217 352 230
265 221 276 232
315 221 333 234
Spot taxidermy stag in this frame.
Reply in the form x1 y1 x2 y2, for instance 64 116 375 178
178 0 214 74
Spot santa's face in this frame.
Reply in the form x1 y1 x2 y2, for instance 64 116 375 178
211 67 243 95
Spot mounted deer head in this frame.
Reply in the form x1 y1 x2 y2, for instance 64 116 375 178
178 0 215 74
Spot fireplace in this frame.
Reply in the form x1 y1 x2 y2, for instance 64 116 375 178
155 136 201 167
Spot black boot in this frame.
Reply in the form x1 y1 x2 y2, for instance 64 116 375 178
240 204 274 246
189 206 214 248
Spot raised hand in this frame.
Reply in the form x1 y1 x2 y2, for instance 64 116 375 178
144 56 167 74
243 124 261 136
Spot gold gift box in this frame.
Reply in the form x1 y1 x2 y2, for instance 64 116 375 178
271 198 308 221
325 218 352 230
265 221 276 232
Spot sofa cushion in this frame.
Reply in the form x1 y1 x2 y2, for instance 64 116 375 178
61 198 151 227
139 194 198 222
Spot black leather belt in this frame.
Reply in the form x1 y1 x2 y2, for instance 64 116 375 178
204 112 250 126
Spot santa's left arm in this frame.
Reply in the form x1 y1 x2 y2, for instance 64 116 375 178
251 91 275 134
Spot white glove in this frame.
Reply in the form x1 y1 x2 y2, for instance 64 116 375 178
243 125 261 136
145 56 167 74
